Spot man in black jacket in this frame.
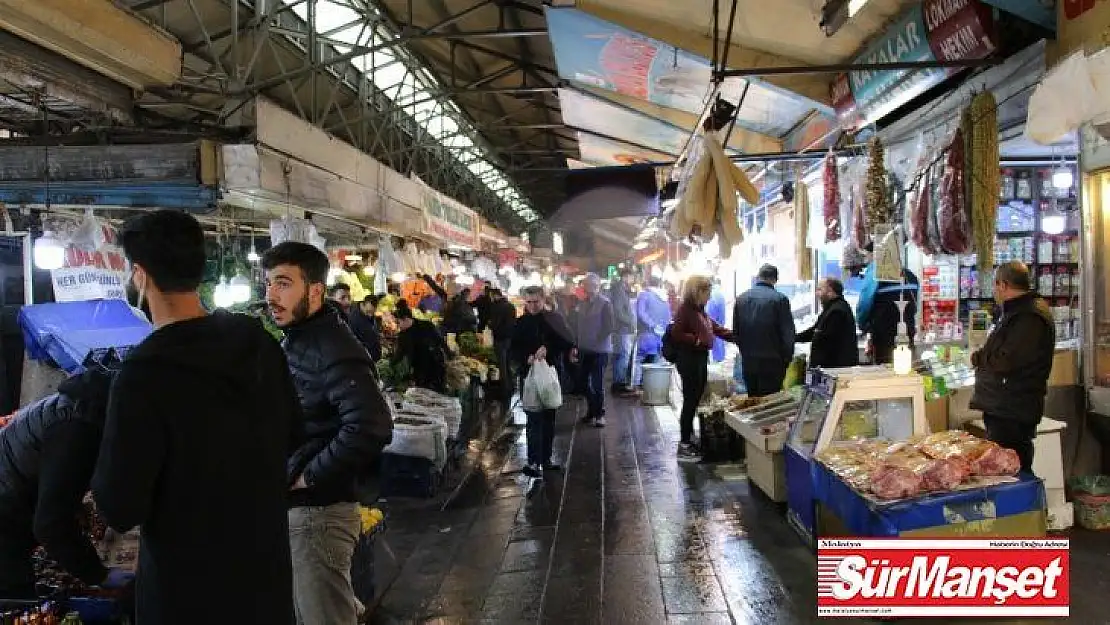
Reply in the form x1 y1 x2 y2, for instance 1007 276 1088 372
92 210 299 625
263 241 393 625
0 369 131 598
512 286 575 478
796 278 859 369
393 303 450 392
486 288 517 413
733 264 795 396
970 262 1055 474
348 297 383 363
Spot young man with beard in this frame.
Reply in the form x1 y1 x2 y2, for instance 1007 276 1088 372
262 241 393 625
92 210 299 625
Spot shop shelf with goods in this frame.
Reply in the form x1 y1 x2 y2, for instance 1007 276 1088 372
956 165 1080 340
783 367 1046 546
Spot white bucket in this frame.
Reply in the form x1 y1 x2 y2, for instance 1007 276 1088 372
641 364 674 406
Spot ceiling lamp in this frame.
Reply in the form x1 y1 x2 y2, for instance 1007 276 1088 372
1041 212 1067 235
247 245 260 263
345 253 363 262
229 274 252 304
390 272 408 283
213 276 235 309
1052 166 1074 190
633 241 649 250
33 230 65 270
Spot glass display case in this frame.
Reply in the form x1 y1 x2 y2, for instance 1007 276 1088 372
1080 125 1110 414
784 366 929 544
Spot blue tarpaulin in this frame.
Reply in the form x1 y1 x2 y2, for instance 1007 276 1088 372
19 300 152 374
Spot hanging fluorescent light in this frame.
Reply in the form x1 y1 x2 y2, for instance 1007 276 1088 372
345 253 363 262
632 241 650 251
390 272 408 283
247 245 260 263
1052 167 1074 190
33 230 65 270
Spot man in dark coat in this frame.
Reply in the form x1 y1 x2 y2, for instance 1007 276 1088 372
486 288 517 413
0 369 132 598
796 278 859 369
970 262 1055 474
348 296 383 363
512 285 575 478
263 241 394 625
733 264 795 396
92 210 299 625
393 303 451 392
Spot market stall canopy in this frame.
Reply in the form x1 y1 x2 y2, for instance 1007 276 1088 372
20 300 152 375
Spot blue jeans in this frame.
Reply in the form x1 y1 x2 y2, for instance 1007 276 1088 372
525 408 556 465
581 352 608 418
289 503 361 625
611 333 634 386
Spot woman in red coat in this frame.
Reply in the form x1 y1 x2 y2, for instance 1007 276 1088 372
669 276 733 460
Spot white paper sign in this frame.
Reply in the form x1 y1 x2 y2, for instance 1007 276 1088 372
51 266 127 302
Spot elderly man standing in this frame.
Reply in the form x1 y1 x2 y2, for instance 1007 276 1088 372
574 273 615 427
733 264 795 397
970 261 1055 474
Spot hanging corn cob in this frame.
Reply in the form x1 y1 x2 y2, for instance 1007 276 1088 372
966 91 999 272
865 137 891 230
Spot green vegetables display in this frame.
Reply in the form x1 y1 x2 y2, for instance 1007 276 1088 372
377 357 412 390
456 332 481 357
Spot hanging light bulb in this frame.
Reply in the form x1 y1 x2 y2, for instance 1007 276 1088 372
1041 213 1066 235
362 264 375 277
390 272 408 283
247 245 260 263
213 276 235 308
229 274 252 304
33 230 65 270
1052 166 1074 191
893 344 913 375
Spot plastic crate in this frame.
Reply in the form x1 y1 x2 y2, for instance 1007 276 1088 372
380 452 440 498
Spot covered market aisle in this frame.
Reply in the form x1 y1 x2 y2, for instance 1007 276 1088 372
369 388 1110 625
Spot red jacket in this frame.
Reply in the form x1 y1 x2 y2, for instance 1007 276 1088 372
672 300 731 350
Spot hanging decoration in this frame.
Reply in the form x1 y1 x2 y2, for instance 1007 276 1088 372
865 137 891 230
794 180 813 282
964 90 1000 272
822 151 841 243
669 129 755 258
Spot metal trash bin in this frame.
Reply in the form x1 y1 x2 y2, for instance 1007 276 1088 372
641 363 674 406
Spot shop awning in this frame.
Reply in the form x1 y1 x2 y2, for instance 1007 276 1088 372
20 300 151 374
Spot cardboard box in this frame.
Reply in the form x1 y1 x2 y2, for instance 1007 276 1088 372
1048 348 1079 387
926 397 949 433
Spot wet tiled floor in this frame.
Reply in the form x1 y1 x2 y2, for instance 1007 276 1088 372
372 391 1110 624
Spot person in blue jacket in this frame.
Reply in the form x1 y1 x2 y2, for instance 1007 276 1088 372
633 276 672 387
855 260 920 365
707 280 728 363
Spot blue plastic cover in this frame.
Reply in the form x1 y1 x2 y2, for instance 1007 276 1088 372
19 300 152 374
812 460 1046 536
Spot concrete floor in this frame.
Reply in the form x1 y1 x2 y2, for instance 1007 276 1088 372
370 390 1110 624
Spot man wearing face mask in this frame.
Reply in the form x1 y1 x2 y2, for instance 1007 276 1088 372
262 241 393 625
92 210 300 625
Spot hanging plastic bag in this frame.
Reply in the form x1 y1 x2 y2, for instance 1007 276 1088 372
70 208 106 252
1026 52 1097 145
522 361 562 411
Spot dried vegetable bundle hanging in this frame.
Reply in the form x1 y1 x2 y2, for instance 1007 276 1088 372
938 129 971 253
795 180 814 281
909 154 934 253
964 91 1000 271
669 130 757 258
822 151 841 243
865 137 891 230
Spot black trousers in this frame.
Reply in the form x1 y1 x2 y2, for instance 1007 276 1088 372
0 519 35 599
525 408 556 466
983 414 1037 474
676 349 708 444
742 360 787 398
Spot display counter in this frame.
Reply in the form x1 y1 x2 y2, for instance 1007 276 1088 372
723 390 800 502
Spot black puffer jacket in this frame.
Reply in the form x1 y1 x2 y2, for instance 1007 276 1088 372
283 303 393 507
796 297 859 369
0 369 112 589
970 293 1056 424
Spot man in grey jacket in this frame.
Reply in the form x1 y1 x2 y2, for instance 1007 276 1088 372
733 264 795 397
609 268 637 395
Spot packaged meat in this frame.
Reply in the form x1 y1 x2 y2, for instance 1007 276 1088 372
921 458 971 491
970 445 1021 476
915 430 994 462
870 465 923 500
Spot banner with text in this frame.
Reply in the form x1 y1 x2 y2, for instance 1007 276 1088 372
832 0 997 128
51 223 130 302
422 189 480 250
817 538 1069 618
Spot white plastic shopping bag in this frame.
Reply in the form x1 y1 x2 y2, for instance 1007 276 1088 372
523 361 562 411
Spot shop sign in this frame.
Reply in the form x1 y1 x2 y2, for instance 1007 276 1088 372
832 0 996 127
422 190 480 249
51 223 129 302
